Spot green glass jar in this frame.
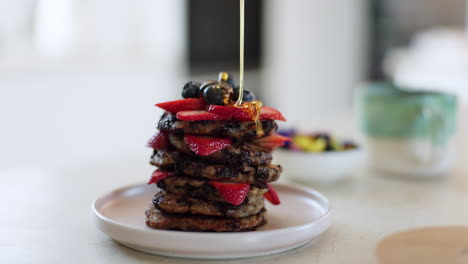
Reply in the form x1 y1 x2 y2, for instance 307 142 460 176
357 82 458 177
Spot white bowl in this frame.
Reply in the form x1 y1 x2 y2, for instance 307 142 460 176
274 148 364 184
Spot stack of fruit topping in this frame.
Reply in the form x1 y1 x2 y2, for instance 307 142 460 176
278 130 358 152
145 72 289 232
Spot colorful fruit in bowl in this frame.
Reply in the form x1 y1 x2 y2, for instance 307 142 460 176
275 129 363 184
278 130 357 153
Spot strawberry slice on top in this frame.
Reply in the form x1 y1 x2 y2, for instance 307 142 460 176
147 170 172 185
263 183 280 205
155 98 206 114
147 131 170 149
260 107 287 122
184 135 232 156
209 181 250 206
176 110 223 121
207 105 286 122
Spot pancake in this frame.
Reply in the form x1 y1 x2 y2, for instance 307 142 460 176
157 112 278 140
153 191 264 218
156 176 268 203
167 134 273 166
145 207 267 232
150 150 282 184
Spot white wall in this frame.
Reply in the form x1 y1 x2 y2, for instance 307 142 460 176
2 0 188 170
2 64 184 170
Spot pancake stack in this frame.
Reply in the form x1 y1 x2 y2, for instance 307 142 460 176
145 75 287 232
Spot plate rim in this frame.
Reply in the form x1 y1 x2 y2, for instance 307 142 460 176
92 182 332 239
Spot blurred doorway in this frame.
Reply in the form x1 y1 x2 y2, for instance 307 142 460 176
187 0 263 73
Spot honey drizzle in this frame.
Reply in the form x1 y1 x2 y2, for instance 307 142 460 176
235 0 263 136
236 0 245 107
223 93 231 105
240 100 264 136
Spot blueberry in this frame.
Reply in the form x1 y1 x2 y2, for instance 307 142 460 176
218 72 237 88
233 87 256 102
232 87 240 101
199 80 217 97
203 84 229 105
226 76 236 88
182 81 201 98
242 90 256 102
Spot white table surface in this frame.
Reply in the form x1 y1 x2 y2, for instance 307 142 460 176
2 152 468 264
2 69 468 263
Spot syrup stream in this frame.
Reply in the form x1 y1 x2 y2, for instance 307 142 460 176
236 0 263 136
236 0 245 106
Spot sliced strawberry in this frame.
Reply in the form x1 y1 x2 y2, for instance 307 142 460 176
209 181 250 206
263 183 280 205
259 134 292 144
184 135 232 156
176 110 224 121
155 98 206 114
260 107 287 121
147 170 172 185
147 131 170 149
254 133 292 150
206 105 248 120
207 105 286 121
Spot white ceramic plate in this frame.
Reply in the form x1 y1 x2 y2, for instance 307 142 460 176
92 182 331 259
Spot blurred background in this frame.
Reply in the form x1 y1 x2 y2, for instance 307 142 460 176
2 0 467 172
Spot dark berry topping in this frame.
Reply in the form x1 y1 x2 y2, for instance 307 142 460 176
203 84 231 105
233 87 256 102
232 87 240 101
218 72 237 88
182 81 201 98
242 90 256 102
199 80 217 97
